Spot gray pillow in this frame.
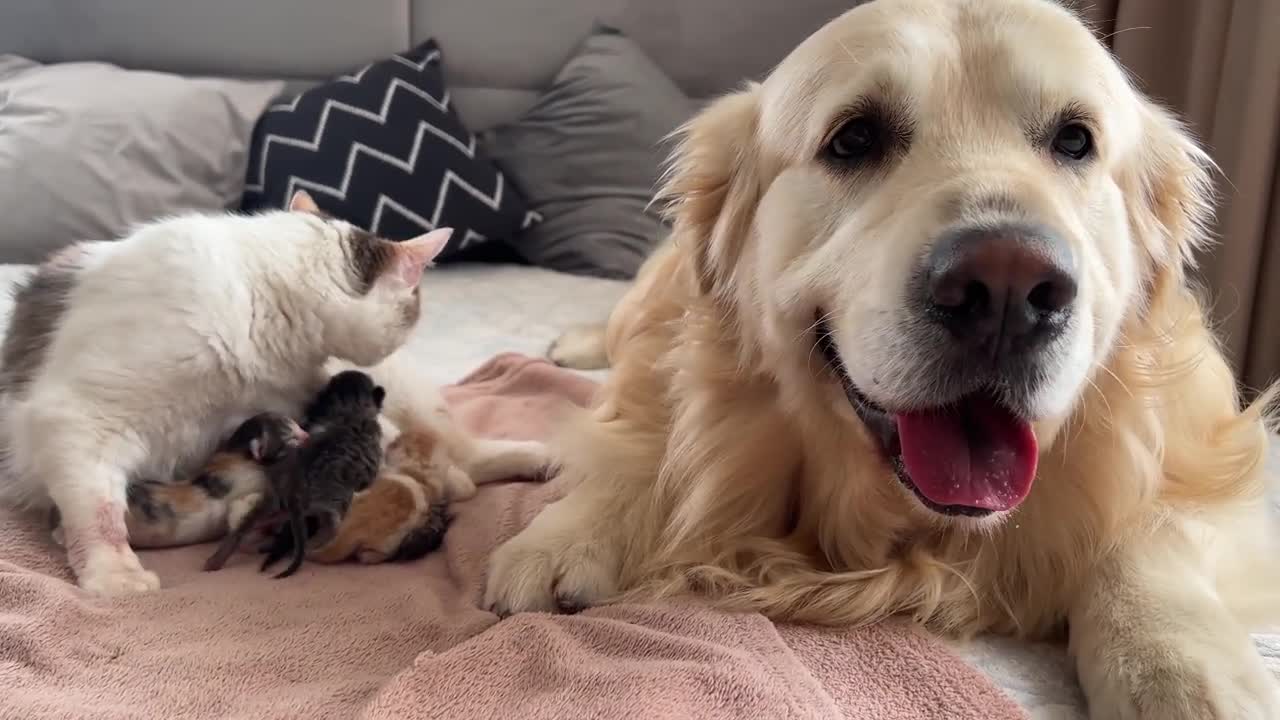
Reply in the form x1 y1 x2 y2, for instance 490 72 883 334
483 28 695 279
0 55 283 264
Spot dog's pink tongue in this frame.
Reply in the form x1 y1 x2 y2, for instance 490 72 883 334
894 396 1038 512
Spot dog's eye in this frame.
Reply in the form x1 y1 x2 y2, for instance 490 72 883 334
1051 123 1093 160
827 118 879 161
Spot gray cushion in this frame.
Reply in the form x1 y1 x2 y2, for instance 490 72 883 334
483 28 695 278
0 55 283 264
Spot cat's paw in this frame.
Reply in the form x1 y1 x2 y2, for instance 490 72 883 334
1083 635 1280 720
79 553 161 597
547 324 609 370
483 495 620 616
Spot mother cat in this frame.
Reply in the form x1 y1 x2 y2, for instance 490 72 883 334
0 191 458 595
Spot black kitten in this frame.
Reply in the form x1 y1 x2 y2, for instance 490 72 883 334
257 370 386 578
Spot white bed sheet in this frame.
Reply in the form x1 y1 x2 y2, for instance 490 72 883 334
0 261 1275 718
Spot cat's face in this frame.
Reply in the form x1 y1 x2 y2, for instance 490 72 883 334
288 192 450 366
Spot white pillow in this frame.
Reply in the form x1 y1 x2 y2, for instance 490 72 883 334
0 55 283 263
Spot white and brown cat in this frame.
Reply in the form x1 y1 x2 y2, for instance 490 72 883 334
0 191 549 595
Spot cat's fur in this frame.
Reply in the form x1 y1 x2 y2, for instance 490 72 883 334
48 412 308 549
0 191 450 595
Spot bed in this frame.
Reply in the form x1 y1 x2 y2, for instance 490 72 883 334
0 261 1276 717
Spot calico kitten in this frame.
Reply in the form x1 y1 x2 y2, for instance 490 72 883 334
0 190 450 596
307 471 453 565
208 370 386 578
48 412 307 549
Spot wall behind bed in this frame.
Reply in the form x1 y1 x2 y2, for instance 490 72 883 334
0 0 865 131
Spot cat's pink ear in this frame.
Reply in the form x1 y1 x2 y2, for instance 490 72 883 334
392 228 452 286
289 190 321 214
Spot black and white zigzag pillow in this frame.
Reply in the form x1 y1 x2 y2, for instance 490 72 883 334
241 40 539 262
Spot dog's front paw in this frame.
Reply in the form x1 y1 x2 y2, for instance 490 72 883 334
1082 637 1280 720
483 496 621 616
79 552 161 597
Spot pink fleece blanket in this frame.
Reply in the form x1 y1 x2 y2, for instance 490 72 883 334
0 353 1025 720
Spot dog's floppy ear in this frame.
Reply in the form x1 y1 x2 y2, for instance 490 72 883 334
1122 100 1216 305
657 84 763 299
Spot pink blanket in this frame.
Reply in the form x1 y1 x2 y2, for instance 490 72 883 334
0 353 1025 719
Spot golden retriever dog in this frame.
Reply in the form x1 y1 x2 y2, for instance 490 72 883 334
486 0 1280 716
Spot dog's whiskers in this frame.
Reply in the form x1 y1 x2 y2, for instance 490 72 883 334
835 38 860 64
1096 25 1151 43
1096 363 1133 399
797 310 835 344
1082 376 1117 434
803 310 839 377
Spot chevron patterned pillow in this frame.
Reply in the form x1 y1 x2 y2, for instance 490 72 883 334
241 41 539 263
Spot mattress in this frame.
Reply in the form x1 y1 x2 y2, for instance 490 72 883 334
0 261 1274 718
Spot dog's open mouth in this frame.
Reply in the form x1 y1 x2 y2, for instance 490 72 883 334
814 316 1038 516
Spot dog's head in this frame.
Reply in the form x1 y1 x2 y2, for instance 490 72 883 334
663 0 1213 523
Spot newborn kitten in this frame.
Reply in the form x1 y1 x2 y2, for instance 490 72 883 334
207 371 386 578
0 190 449 596
48 412 307 549
307 470 452 565
258 370 387 577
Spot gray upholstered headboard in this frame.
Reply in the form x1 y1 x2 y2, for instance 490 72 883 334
0 0 862 131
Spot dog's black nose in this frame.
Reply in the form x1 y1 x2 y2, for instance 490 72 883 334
924 224 1077 357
